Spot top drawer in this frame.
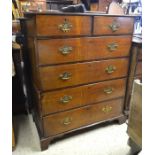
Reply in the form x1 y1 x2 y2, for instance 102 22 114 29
93 16 134 35
36 15 91 36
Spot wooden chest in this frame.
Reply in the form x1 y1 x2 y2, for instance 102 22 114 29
24 12 135 150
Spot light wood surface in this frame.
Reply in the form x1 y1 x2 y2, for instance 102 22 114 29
127 80 142 148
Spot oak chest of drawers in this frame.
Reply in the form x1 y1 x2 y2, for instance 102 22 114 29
23 12 135 150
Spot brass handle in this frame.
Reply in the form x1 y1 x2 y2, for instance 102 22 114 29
60 95 72 104
104 87 113 94
58 19 72 32
62 117 72 125
59 72 72 80
105 65 116 74
102 106 112 113
59 46 73 55
107 43 118 51
109 22 120 32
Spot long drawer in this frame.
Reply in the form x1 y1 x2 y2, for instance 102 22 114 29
41 78 126 115
39 58 129 91
94 16 134 35
36 15 91 36
43 98 123 137
37 36 132 65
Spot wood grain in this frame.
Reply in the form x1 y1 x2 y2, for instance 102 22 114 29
41 78 126 115
39 58 129 91
37 36 132 65
94 16 134 35
43 98 124 137
36 15 91 36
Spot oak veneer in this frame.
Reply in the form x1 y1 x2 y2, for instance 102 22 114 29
41 78 126 115
94 16 134 35
23 12 135 150
37 36 132 65
43 98 123 137
36 15 91 36
39 58 129 91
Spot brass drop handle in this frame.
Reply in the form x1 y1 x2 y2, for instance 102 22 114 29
107 43 118 51
58 19 72 32
105 65 116 74
59 72 72 80
62 117 72 125
104 87 114 94
102 106 112 113
109 22 120 32
59 46 73 55
60 95 72 104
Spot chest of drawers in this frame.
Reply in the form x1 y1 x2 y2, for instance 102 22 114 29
23 12 135 150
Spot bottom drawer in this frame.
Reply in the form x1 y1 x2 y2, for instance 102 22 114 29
43 98 124 137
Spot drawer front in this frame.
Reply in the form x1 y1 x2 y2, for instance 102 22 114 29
43 98 123 137
136 61 142 75
41 78 126 115
36 15 91 36
37 36 132 65
93 16 134 35
39 58 129 91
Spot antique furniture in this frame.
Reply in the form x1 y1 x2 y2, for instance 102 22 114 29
127 79 142 154
23 12 135 150
125 34 142 113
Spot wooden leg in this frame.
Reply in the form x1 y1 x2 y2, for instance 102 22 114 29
118 115 127 125
40 138 51 151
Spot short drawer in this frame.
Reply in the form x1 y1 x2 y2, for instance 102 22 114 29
37 36 132 65
43 98 123 137
39 58 129 91
36 15 91 36
135 61 142 75
41 78 126 115
93 16 134 35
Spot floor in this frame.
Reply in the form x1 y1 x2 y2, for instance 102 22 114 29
13 114 135 155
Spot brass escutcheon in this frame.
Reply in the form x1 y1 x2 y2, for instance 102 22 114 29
59 72 72 80
105 65 116 74
58 18 72 32
109 21 120 32
104 87 114 94
62 117 72 125
107 43 118 51
60 95 72 104
59 46 73 55
102 106 112 113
